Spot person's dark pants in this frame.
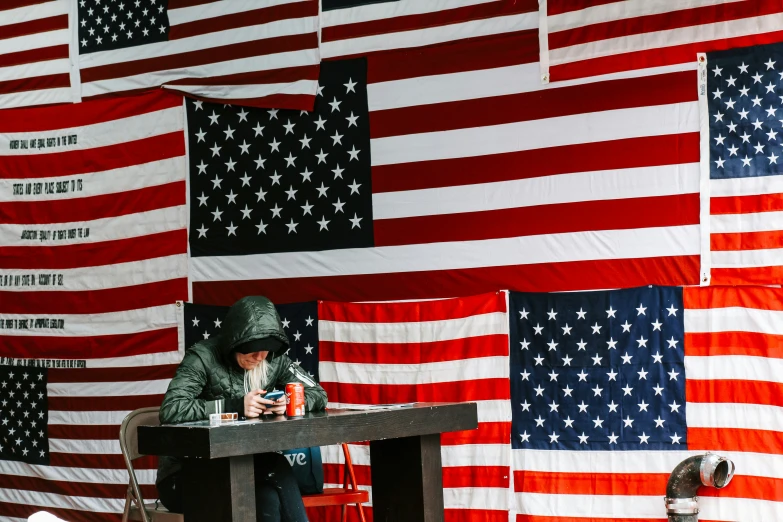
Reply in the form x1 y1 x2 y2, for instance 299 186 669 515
158 452 308 522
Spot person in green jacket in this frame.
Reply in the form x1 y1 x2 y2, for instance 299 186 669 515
156 296 327 522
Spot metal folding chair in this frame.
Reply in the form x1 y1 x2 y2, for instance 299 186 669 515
119 407 182 522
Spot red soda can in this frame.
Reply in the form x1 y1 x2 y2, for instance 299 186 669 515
285 382 305 417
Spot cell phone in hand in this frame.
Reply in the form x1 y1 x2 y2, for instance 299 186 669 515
264 390 284 401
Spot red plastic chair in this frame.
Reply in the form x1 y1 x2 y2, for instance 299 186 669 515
302 443 369 522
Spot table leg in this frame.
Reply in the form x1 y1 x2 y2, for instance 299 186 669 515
370 434 444 522
182 454 256 522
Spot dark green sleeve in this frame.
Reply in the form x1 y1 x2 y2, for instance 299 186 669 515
273 355 328 412
159 351 229 424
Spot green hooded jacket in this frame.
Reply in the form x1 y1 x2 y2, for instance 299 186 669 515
156 296 328 486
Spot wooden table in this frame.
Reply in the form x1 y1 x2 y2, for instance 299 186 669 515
138 402 478 522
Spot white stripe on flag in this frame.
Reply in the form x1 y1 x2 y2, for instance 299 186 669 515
685 354 783 383
47 378 170 397
685 306 783 334
320 356 508 384
320 313 507 343
190 225 700 281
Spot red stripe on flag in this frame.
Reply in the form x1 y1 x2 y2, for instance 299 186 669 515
0 13 67 40
320 291 505 322
48 365 178 383
518 518 657 522
548 1 783 50
711 193 783 214
546 0 625 16
0 133 186 180
0 327 179 359
442 422 511 446
48 394 164 411
372 134 699 193
687 379 783 408
0 72 70 96
367 30 538 84
0 90 182 132
688 427 783 454
170 2 319 40
166 64 320 87
685 331 783 358
321 379 509 404
683 286 783 311
322 1 536 43
375 194 699 247
0 229 187 270
192 256 700 305
711 230 783 251
514 470 783 501
320 336 509 364
324 463 510 489
48 453 157 470
549 30 783 82
80 33 319 83
0 44 69 69
0 181 185 224
370 71 696 139
0 473 155 500
0 278 188 314
711 266 783 286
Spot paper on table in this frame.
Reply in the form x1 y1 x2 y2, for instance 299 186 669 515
332 403 416 411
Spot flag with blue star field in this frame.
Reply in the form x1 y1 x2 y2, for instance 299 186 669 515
510 285 783 520
184 301 320 381
704 42 783 286
75 0 320 110
0 366 49 466
187 58 372 258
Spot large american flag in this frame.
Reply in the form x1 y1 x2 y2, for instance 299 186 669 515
511 285 783 521
538 0 783 85
76 0 320 110
0 91 187 520
703 41 783 285
190 22 701 305
317 292 511 522
0 0 72 110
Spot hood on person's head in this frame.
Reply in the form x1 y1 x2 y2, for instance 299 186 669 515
219 296 289 364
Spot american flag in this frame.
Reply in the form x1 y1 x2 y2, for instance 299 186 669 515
539 0 783 85
0 0 72 110
0 91 187 520
703 41 783 285
511 285 783 521
76 0 320 110
184 301 320 381
317 292 512 522
190 23 700 305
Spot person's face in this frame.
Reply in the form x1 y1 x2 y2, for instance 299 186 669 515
234 350 269 370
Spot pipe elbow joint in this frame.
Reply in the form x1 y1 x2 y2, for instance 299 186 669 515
665 453 735 520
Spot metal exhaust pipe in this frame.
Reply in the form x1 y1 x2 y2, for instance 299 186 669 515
665 453 735 521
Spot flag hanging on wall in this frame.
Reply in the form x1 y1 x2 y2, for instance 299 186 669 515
0 0 73 110
189 27 700 305
510 285 783 520
700 41 783 286
538 0 783 85
76 0 320 110
318 292 512 522
0 90 188 520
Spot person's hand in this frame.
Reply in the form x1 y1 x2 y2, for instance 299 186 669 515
243 389 268 418
258 394 287 415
